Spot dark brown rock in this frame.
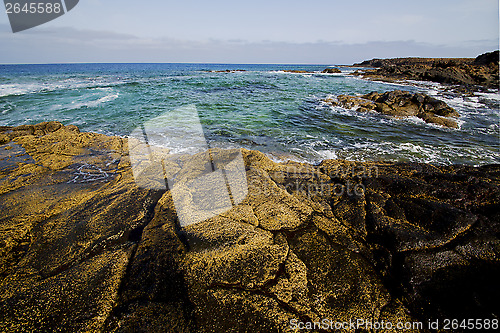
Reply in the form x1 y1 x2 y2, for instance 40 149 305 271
322 68 342 74
474 50 499 66
211 69 247 73
325 90 459 128
32 121 63 136
352 51 499 91
282 70 310 73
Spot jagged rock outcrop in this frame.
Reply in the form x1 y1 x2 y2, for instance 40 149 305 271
352 51 499 92
353 57 474 68
282 70 309 73
322 68 342 74
1 123 499 332
324 90 459 128
474 50 500 66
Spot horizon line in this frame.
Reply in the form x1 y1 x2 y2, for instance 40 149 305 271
0 61 352 66
1 53 490 66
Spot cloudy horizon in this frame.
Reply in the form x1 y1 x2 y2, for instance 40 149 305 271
1 0 498 64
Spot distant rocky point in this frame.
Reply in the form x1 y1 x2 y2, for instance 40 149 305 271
351 51 499 92
324 90 459 128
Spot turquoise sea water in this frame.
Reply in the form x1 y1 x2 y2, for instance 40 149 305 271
0 63 498 165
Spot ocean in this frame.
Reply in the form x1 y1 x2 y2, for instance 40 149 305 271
0 63 498 165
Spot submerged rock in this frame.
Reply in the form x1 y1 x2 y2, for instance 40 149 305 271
282 70 311 73
209 69 247 73
324 90 460 128
0 123 499 332
322 68 342 74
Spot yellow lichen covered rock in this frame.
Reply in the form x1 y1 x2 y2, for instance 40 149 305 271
0 123 499 332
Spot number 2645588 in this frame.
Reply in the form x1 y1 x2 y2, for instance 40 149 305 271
5 2 62 14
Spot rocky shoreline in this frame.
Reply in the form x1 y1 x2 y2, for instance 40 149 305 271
323 90 460 128
351 51 499 93
1 123 499 332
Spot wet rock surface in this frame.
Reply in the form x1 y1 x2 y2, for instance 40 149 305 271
324 90 460 128
322 68 342 74
352 51 499 92
0 123 499 332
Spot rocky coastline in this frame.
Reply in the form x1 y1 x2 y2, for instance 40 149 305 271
323 90 460 128
351 51 499 93
1 123 499 332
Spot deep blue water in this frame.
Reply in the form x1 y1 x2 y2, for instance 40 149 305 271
0 63 498 165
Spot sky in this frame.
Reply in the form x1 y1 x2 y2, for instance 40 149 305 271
1 0 499 64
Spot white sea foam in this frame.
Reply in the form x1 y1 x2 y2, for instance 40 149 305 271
339 141 448 164
0 78 127 98
0 83 41 97
316 72 345 77
87 92 120 107
444 96 483 109
403 116 427 125
318 150 339 160
477 91 500 102
55 89 120 111
332 140 500 166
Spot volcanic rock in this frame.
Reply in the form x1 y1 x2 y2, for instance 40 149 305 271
352 51 500 91
324 90 459 128
0 123 499 332
322 68 342 74
474 50 499 66
282 70 310 73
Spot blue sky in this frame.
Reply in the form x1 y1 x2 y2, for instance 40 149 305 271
1 0 499 64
